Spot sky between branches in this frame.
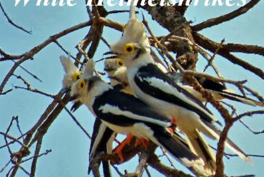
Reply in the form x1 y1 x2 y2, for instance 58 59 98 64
0 0 264 177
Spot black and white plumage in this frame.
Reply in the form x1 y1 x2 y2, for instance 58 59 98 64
70 76 210 176
88 118 115 177
168 72 263 107
110 5 252 175
104 56 134 95
103 55 263 107
60 56 114 176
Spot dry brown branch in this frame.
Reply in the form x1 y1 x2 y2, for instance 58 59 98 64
222 43 264 56
0 48 22 61
148 153 193 177
0 88 12 95
193 32 264 79
139 2 198 70
142 16 184 72
152 35 222 76
239 119 264 135
0 20 93 94
0 2 31 34
122 151 149 177
30 137 43 177
192 0 261 31
54 40 76 60
203 39 225 72
233 110 264 122
174 0 192 15
1 1 263 176
0 132 27 149
12 60 43 82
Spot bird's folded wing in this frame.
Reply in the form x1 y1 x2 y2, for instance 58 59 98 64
93 90 171 128
135 64 219 123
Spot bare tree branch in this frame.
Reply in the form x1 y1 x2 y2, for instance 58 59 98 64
233 110 264 122
1 1 263 177
239 119 264 135
193 32 264 79
0 20 93 94
192 0 261 31
0 2 31 34
222 43 264 56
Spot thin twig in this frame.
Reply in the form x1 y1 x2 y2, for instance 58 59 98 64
62 106 92 139
0 88 12 95
239 119 264 135
54 40 76 60
193 32 264 79
0 159 12 173
233 110 264 122
0 20 92 94
142 15 184 72
0 2 31 34
0 132 27 149
192 0 261 31
12 60 43 83
203 39 225 72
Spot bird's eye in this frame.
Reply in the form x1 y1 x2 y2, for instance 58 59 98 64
78 80 86 91
72 72 82 81
115 59 123 66
123 43 135 55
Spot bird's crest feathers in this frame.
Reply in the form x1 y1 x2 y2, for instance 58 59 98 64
111 3 150 55
129 1 136 19
60 55 79 75
82 59 95 78
60 55 80 87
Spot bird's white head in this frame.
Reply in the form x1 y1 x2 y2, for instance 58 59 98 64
110 5 152 68
60 56 96 90
60 56 82 88
70 76 111 107
104 56 124 77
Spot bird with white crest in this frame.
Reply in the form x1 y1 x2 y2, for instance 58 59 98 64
110 3 252 175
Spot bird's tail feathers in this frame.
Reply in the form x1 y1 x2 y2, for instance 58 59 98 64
185 129 216 175
224 137 253 164
219 90 263 107
154 129 210 176
205 122 252 164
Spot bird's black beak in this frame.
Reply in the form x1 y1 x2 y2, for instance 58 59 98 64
71 101 82 112
69 94 79 101
61 87 71 94
104 67 115 72
103 53 119 60
103 51 116 56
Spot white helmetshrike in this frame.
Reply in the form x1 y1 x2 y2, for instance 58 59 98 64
70 75 209 176
104 56 134 95
60 56 114 176
110 5 252 175
103 54 263 107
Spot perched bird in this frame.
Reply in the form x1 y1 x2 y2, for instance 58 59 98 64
70 75 209 176
104 54 168 96
60 56 113 177
168 72 263 107
103 55 263 107
110 5 252 175
104 56 134 95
